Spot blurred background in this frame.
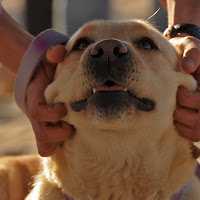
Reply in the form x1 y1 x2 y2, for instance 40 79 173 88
0 0 167 156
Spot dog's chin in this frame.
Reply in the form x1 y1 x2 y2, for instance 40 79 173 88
88 91 132 119
70 90 155 119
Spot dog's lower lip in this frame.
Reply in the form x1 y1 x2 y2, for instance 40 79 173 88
70 90 155 113
132 96 155 112
71 99 88 112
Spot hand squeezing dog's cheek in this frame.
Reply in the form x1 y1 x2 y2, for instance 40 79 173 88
176 71 197 92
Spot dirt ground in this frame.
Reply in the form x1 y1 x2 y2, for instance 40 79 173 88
0 96 37 156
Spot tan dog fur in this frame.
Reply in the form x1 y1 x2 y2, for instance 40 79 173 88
0 155 41 200
1 19 200 200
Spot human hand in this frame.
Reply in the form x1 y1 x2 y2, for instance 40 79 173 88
26 45 74 156
170 36 200 141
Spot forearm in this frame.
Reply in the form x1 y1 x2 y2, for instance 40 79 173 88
0 7 34 75
160 0 200 27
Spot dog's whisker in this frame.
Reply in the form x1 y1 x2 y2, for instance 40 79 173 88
147 8 160 21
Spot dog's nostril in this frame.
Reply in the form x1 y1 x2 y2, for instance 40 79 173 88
90 47 104 57
113 45 128 57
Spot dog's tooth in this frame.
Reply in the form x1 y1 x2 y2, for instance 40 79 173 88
93 88 97 93
123 88 128 91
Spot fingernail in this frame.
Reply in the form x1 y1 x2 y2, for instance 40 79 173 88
183 57 195 69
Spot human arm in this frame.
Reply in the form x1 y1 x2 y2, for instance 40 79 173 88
159 0 200 72
0 7 33 74
25 45 74 156
160 0 200 27
0 6 73 156
160 0 200 141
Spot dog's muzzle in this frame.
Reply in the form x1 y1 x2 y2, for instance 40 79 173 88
70 39 155 116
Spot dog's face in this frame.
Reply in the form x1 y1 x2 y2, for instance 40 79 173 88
45 20 196 134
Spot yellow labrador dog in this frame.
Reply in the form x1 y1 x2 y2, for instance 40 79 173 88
2 19 200 200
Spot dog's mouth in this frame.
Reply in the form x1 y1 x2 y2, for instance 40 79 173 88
93 80 128 93
70 80 155 114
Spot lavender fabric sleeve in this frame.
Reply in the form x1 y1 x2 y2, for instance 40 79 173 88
170 163 200 200
15 29 69 113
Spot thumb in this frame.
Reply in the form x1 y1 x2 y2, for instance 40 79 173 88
181 39 200 73
45 44 67 66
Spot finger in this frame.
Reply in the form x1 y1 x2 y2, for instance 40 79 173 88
36 142 63 157
29 101 67 122
25 99 31 119
42 45 67 81
32 121 74 144
45 44 67 66
26 65 67 122
174 105 199 128
177 87 200 109
28 61 53 87
36 60 56 83
35 121 74 157
27 85 68 122
26 45 67 122
192 67 200 84
174 121 200 142
181 36 200 73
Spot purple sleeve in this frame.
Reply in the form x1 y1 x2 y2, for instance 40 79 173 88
15 29 69 114
170 163 200 200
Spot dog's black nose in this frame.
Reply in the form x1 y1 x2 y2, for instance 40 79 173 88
87 39 131 83
90 39 128 62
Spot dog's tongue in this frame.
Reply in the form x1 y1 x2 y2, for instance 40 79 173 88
96 85 124 92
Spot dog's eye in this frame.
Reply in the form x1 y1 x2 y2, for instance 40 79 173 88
73 38 91 51
136 37 158 50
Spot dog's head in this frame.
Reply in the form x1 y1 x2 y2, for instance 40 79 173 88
45 20 196 134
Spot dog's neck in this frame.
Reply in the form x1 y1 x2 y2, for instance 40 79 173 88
47 125 195 200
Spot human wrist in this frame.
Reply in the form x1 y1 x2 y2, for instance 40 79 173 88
164 24 200 40
169 14 200 28
167 0 200 28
